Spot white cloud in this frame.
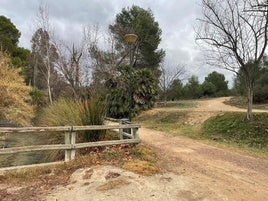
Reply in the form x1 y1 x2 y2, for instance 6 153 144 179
0 0 234 86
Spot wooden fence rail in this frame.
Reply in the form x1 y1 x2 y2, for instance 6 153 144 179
0 120 141 167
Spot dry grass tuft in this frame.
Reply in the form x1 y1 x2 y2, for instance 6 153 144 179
123 159 159 176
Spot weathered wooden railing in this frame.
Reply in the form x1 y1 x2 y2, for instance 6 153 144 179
0 120 140 168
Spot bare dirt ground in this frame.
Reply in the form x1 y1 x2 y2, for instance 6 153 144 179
139 97 268 200
140 129 268 201
3 97 268 201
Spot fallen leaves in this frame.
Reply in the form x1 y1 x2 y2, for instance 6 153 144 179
0 144 159 200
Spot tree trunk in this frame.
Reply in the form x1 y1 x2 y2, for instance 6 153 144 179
163 85 167 106
246 81 254 120
47 66 53 105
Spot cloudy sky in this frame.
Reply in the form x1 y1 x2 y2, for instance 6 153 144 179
0 0 234 86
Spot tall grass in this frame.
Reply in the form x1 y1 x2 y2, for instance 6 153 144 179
38 98 83 126
80 97 107 141
36 97 107 161
38 97 107 142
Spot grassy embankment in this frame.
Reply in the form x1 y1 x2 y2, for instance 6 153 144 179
135 97 268 156
225 96 268 110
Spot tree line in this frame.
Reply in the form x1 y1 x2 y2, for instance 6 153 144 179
1 1 268 127
159 71 229 101
0 5 165 126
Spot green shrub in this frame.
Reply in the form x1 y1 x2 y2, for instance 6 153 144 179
80 97 107 141
30 88 47 107
202 112 268 150
37 98 83 126
37 97 107 142
254 85 268 103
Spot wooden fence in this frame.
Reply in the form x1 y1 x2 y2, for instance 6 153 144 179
0 119 140 167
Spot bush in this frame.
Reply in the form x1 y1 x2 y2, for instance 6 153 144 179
107 67 158 119
0 51 33 126
254 85 268 103
30 88 48 107
80 97 107 141
37 97 107 142
37 98 83 126
202 112 268 150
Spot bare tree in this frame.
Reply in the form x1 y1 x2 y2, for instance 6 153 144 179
56 42 83 99
32 4 57 104
196 0 268 119
84 25 122 95
159 63 188 104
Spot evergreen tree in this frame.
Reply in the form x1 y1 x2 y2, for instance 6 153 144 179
0 15 30 67
183 76 202 99
204 71 229 96
166 79 183 100
109 5 165 73
89 6 164 118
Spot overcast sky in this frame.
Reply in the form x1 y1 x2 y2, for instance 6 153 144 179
0 0 234 86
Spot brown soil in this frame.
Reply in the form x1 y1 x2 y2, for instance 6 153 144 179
139 97 268 200
140 127 268 200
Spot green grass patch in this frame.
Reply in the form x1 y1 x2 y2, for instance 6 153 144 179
135 110 201 139
225 96 268 110
157 100 196 108
202 112 268 151
135 110 187 127
137 110 187 123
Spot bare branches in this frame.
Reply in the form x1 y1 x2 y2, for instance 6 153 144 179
197 0 268 71
84 25 122 86
159 63 188 102
55 41 85 98
196 0 268 119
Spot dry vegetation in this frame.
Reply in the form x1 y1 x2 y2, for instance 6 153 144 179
0 51 33 126
0 144 159 200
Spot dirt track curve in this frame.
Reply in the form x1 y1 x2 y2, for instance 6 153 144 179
139 97 268 200
43 97 268 201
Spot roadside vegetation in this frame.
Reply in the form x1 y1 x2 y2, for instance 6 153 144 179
2 2 268 198
225 96 268 110
0 144 159 200
135 98 268 156
202 112 268 153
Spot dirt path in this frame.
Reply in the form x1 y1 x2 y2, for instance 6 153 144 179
139 97 268 200
140 127 268 200
43 97 268 201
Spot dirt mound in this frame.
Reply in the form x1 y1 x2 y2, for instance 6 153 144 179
44 166 189 201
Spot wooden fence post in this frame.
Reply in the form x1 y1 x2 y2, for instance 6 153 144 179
65 127 76 161
0 123 141 168
65 132 71 161
70 127 76 160
132 128 139 139
119 120 123 140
